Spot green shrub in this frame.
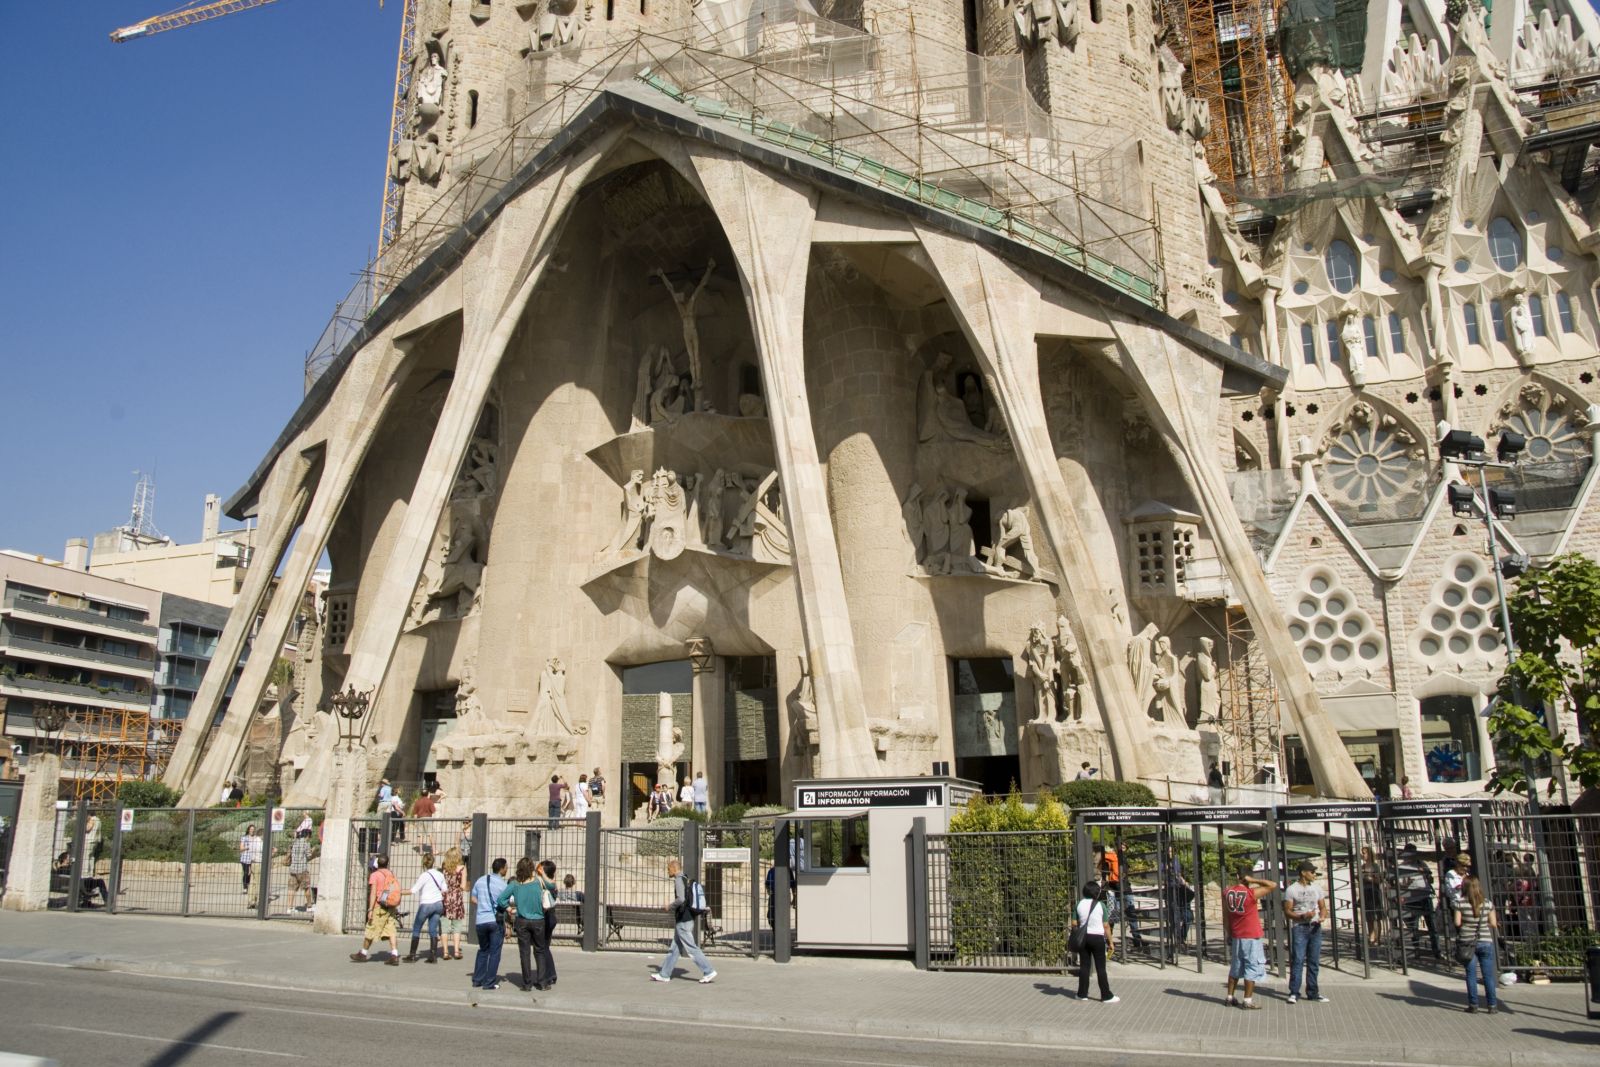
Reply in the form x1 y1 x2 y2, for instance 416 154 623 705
116 781 181 809
666 804 707 824
1052 779 1158 810
711 802 749 823
947 790 1073 966
1520 928 1600 970
637 818 690 857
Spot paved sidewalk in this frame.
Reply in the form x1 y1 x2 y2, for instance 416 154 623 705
0 912 1595 1066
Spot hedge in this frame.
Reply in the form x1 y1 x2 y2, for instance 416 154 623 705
946 792 1073 966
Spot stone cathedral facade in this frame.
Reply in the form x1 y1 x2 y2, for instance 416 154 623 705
163 0 1600 818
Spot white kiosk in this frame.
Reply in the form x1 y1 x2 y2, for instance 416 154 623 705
787 776 978 951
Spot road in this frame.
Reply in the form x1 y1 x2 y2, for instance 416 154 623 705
0 959 1410 1067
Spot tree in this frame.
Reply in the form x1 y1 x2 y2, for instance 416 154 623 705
1486 554 1600 800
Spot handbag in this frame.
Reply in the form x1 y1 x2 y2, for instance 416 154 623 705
1454 940 1476 965
1068 924 1087 954
541 881 557 912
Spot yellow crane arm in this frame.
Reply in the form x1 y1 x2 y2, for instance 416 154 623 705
110 0 283 42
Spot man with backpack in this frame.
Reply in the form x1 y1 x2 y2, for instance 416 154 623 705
349 853 403 965
652 857 716 984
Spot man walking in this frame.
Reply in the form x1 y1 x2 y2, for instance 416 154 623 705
1223 864 1275 1009
1284 860 1329 1004
349 853 403 965
652 858 716 984
692 772 709 814
470 858 509 990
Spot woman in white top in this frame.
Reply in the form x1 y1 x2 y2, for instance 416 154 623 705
238 825 263 896
404 850 449 963
573 774 590 817
1071 880 1118 1003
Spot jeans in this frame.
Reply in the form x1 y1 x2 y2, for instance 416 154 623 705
241 862 252 891
658 918 714 978
472 920 505 987
1464 941 1498 1008
1289 923 1322 997
1166 887 1192 950
514 915 553 988
411 901 443 940
1076 934 1113 1000
547 803 561 831
1403 899 1440 956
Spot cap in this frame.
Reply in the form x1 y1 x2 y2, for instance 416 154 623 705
1297 860 1318 874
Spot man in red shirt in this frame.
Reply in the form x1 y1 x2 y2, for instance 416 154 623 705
1223 864 1277 1009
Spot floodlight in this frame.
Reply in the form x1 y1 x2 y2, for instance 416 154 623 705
1488 487 1517 520
1496 431 1527 463
1440 428 1485 460
1448 482 1476 517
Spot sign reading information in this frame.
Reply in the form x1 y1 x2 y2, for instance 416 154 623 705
795 783 946 810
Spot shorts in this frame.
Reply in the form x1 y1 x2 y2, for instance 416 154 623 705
442 916 468 935
363 906 399 943
1229 938 1266 982
289 871 311 890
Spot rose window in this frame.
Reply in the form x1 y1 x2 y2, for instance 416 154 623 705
1500 406 1584 464
1323 425 1420 507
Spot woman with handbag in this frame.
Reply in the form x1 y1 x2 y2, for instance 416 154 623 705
403 850 448 963
495 858 556 991
1070 880 1118 1003
1454 874 1499 1013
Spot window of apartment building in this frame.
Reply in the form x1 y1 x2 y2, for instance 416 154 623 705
1488 217 1523 270
1387 313 1406 354
1300 322 1316 364
1325 320 1341 362
1491 298 1507 341
1325 239 1358 293
1363 315 1379 360
1462 302 1481 345
1529 294 1547 336
1557 291 1576 333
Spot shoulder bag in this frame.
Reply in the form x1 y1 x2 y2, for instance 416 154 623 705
1068 900 1089 954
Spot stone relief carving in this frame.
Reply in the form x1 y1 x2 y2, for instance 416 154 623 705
917 352 1009 452
1127 622 1159 719
1513 9 1600 83
649 468 690 560
1149 633 1185 724
1316 400 1425 462
1023 623 1059 723
1383 33 1447 106
1013 0 1079 49
1490 382 1591 465
416 53 448 115
607 465 787 563
412 405 500 625
1508 291 1536 361
982 504 1042 579
531 0 586 52
1194 636 1220 726
1340 311 1368 387
530 657 580 736
1055 614 1090 723
789 655 819 777
903 483 981 575
653 260 716 414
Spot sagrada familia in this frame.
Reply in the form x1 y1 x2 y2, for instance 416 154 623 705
161 0 1600 818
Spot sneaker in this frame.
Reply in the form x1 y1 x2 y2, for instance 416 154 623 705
699 971 718 984
1486 1006 1497 1015
1241 999 1262 1010
1075 994 1089 1001
349 952 369 962
483 983 499 991
651 974 671 983
385 957 401 966
1103 996 1120 1004
1226 996 1239 1007
1464 1006 1477 1013
1309 995 1330 1003
1286 994 1298 1005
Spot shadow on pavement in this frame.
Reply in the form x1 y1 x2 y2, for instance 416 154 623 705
143 1011 242 1067
1032 982 1076 998
1511 1028 1600 1046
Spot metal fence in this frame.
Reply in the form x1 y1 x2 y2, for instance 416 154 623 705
597 823 684 951
927 830 1074 971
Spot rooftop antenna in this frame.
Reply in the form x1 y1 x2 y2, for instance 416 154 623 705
126 470 166 542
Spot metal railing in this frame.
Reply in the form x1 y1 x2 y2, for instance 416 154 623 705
0 631 155 674
927 830 1074 971
1 593 156 638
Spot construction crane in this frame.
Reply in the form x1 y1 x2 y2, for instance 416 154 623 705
110 0 415 255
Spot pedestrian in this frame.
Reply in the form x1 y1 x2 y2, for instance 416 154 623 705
239 823 263 899
652 858 716 984
403 850 447 963
457 819 473 863
653 783 672 819
1223 864 1275 1009
388 791 407 843
1399 775 1413 800
1162 841 1193 959
1359 844 1386 946
546 774 563 830
692 771 709 814
1074 762 1097 781
557 872 585 936
470 857 509 990
574 775 590 818
376 778 393 810
1398 843 1439 957
1092 842 1122 952
497 857 554 991
1455 874 1499 1013
440 846 469 961
53 851 110 907
349 853 404 965
1444 851 1470 914
1071 880 1117 1002
83 813 102 877
679 776 695 807
539 859 561 985
589 767 606 803
411 788 437 855
1284 860 1329 1004
1207 763 1226 805
287 825 314 912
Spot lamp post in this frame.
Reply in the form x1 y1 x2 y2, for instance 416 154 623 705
33 702 68 756
324 684 372 752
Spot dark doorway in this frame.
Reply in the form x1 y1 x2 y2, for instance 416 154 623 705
724 655 780 806
951 657 1019 793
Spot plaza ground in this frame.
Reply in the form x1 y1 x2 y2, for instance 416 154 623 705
0 912 1595 1065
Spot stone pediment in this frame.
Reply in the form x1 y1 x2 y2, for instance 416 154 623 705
585 412 774 485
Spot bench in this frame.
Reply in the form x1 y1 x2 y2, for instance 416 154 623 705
548 901 583 938
603 903 718 946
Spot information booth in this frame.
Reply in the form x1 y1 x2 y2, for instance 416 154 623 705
1275 802 1380 979
786 776 978 951
1074 807 1174 968
1168 804 1281 975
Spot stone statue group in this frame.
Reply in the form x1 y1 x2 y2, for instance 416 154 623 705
610 467 788 563
1024 616 1220 728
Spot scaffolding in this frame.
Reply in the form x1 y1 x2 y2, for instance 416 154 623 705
1218 604 1283 788
59 707 168 805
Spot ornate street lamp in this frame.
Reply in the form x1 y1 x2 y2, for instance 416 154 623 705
324 684 372 752
33 702 68 754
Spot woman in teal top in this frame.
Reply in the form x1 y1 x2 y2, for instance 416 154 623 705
497 857 555 991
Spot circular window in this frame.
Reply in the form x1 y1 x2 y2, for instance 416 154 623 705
1299 600 1317 618
1305 645 1323 663
1289 622 1307 641
1432 612 1452 631
1323 424 1424 509
1443 588 1464 607
1449 634 1471 654
1224 290 1240 306
1455 563 1477 582
1326 597 1347 615
1293 280 1309 295
1478 633 1499 651
1315 620 1335 639
1359 641 1381 660
1381 268 1397 284
1549 246 1564 262
1455 259 1470 273
1331 643 1352 662
1421 636 1441 656
1310 575 1330 594
1460 610 1482 629
1471 585 1495 605
1342 618 1363 637
1501 405 1586 468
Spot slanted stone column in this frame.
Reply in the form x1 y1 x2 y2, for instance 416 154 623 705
688 639 724 810
684 147 877 778
1108 318 1369 799
913 226 1159 782
1 755 61 912
312 748 362 935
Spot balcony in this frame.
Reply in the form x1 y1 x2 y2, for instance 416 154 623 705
1 593 156 642
158 631 218 659
0 630 154 677
156 665 206 691
0 672 151 713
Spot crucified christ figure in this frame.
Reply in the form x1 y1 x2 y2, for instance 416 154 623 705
653 260 715 411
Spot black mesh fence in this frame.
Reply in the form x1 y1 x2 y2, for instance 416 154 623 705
598 824 682 950
1479 812 1600 978
927 830 1073 971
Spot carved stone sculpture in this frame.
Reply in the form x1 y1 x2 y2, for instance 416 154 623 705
737 393 766 418
1383 33 1447 106
653 260 715 412
1159 47 1187 131
1150 634 1183 724
1014 0 1078 49
1195 636 1220 725
1513 9 1600 83
413 132 443 184
1340 312 1367 386
790 655 820 776
427 513 484 616
1508 292 1536 360
533 0 586 52
984 504 1041 578
902 483 925 566
608 469 648 554
1055 614 1087 722
655 692 683 789
648 468 689 560
1024 623 1059 722
917 352 1009 452
920 487 952 574
1127 622 1159 719
415 53 448 114
530 657 575 736
748 472 790 563
946 489 980 574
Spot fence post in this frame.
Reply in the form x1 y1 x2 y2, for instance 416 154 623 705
180 810 196 916
108 805 126 915
1264 816 1282 977
66 798 88 914
774 819 791 963
380 809 393 858
468 813 487 887
582 811 600 953
909 816 929 970
0 754 61 913
256 808 275 920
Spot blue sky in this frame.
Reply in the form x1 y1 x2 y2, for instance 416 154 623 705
1 4 398 558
